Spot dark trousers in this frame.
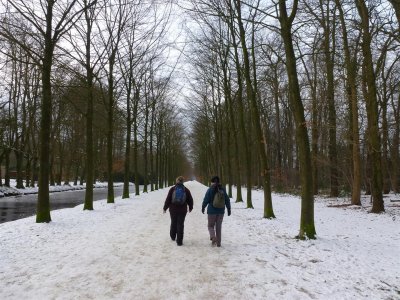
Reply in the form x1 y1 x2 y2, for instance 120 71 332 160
169 211 187 244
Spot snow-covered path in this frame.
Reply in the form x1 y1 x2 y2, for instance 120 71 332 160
1 181 399 299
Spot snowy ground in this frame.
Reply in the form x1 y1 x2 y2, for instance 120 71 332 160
0 181 399 299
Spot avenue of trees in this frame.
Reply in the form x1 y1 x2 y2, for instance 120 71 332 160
184 0 400 238
0 0 191 222
0 0 399 240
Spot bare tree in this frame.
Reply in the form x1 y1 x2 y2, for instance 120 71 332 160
0 0 97 222
304 0 339 197
355 0 384 213
277 0 316 239
334 0 362 205
95 0 130 203
233 0 275 217
226 1 253 207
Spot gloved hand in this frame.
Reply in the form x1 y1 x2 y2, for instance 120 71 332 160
202 207 205 214
227 209 231 216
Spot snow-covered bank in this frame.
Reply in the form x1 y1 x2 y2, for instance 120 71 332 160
0 181 399 299
0 180 124 197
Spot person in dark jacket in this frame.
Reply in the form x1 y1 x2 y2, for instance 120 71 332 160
202 176 231 247
163 176 193 246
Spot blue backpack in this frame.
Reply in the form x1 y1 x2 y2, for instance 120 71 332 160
172 185 186 205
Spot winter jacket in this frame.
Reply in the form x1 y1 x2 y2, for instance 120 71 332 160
163 184 194 214
202 184 231 215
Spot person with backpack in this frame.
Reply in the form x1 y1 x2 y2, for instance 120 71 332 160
163 176 193 246
201 176 231 247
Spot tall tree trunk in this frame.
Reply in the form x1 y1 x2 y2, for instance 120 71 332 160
225 77 243 202
31 156 38 187
235 0 274 215
161 123 166 188
84 67 95 209
216 77 224 179
381 84 390 194
226 117 233 198
156 118 162 190
228 85 243 203
279 0 315 238
349 65 362 204
306 0 338 196
15 150 24 188
36 31 54 222
25 155 31 187
64 164 71 185
227 2 251 205
106 102 114 203
83 68 93 197
83 0 96 210
378 52 395 194
80 165 85 186
4 148 10 187
106 56 116 203
57 142 63 185
323 6 338 197
335 0 361 205
143 95 149 193
122 88 132 199
74 163 79 186
272 69 284 192
311 76 319 196
133 86 140 196
356 0 384 213
50 150 55 186
150 101 155 192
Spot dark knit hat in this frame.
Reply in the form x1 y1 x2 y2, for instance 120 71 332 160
210 176 220 183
